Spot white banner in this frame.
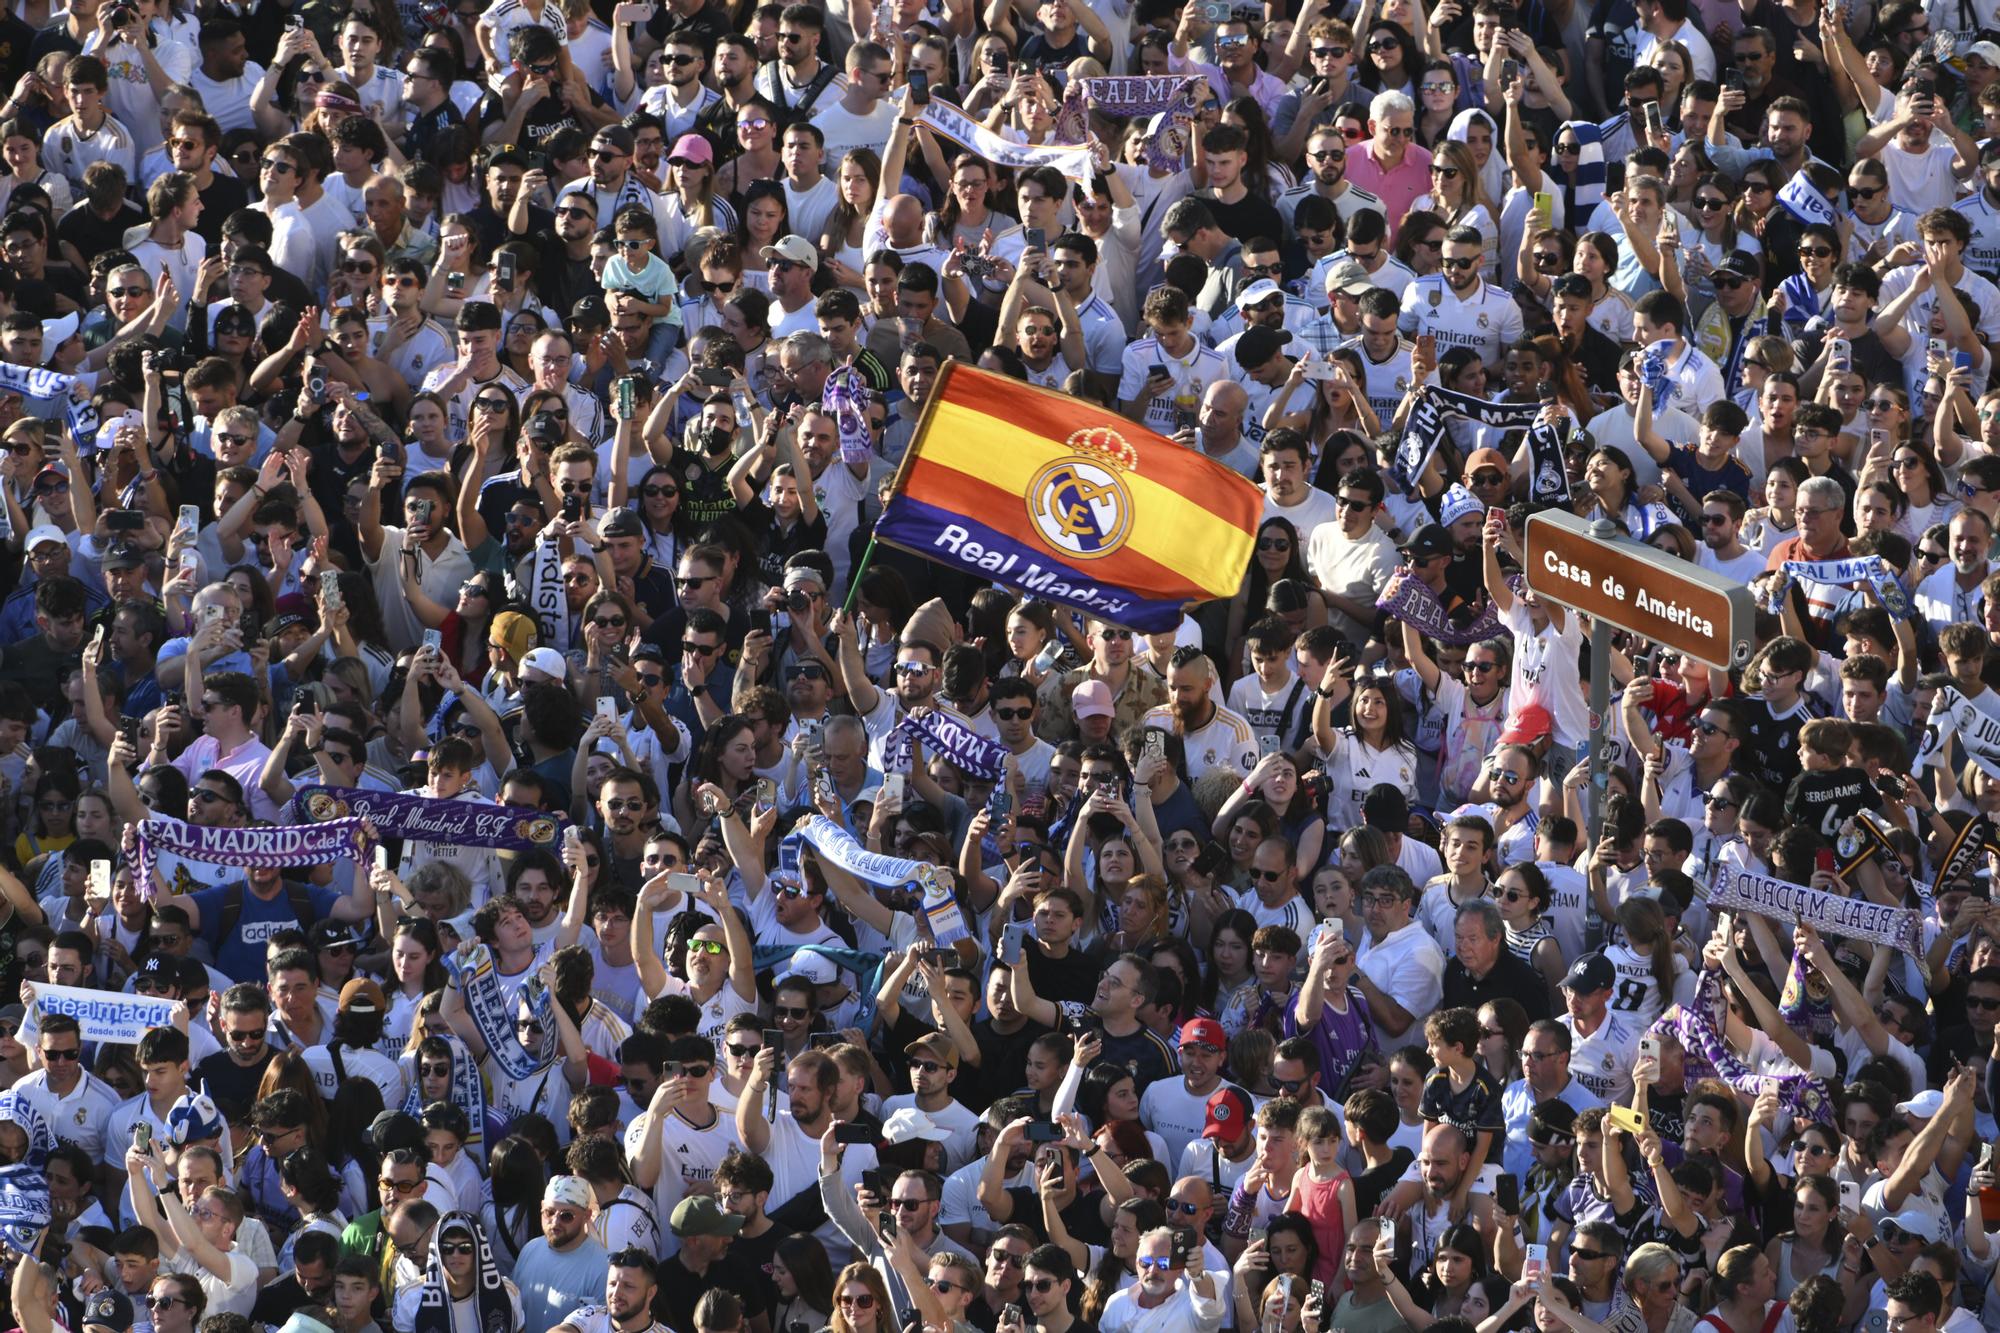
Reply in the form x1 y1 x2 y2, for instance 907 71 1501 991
917 99 1097 185
1706 865 1920 953
1914 685 2000 779
24 982 175 1045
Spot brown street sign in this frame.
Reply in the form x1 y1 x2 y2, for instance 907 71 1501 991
1523 509 1757 670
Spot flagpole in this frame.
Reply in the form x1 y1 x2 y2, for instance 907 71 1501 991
838 359 962 617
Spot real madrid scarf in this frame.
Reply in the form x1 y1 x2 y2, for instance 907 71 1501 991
1391 386 1544 492
413 1212 510 1333
292 786 566 854
823 364 874 467
894 708 1010 782
528 535 569 655
1932 811 1999 891
0 1093 56 1169
1051 76 1203 171
1655 970 1833 1124
1374 567 1507 646
133 817 370 902
0 1162 50 1255
402 1035 487 1156
1554 120 1605 223
1526 417 1572 506
1913 684 2000 778
1767 557 1911 619
444 943 555 1081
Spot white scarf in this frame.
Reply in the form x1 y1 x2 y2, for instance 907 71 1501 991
529 536 569 654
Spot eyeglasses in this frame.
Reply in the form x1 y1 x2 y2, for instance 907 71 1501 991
1711 275 1748 290
910 1059 948 1074
555 206 594 220
340 260 378 274
1555 140 1580 154
260 158 296 173
473 396 511 412
110 285 150 299
1921 547 1947 562
1571 1249 1614 1261
1380 124 1415 137
1866 398 1900 411
1701 793 1738 810
1336 496 1374 509
227 1027 266 1043
544 1207 580 1223
1137 1256 1182 1271
1849 185 1883 200
604 797 644 811
1431 166 1461 180
592 616 628 629
687 939 727 957
146 1298 187 1311
1367 36 1399 50
725 1043 762 1058
1313 44 1349 56
421 1062 453 1077
1025 1278 1061 1293
676 574 712 588
929 1279 962 1295
1420 81 1455 93
1966 994 2000 1009
773 1005 810 1018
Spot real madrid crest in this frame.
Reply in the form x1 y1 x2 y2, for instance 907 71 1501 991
1027 427 1139 561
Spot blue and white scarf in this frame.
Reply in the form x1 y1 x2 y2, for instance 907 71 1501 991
445 944 556 1081
0 1162 50 1255
1555 120 1605 222
1777 556 1909 618
894 708 1009 782
402 1034 488 1155
0 1094 56 1169
1392 386 1544 491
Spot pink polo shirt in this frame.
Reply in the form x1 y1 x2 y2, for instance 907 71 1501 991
1344 138 1434 243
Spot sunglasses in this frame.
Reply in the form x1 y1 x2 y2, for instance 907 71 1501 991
1693 196 1726 210
439 1241 476 1256
725 1043 763 1058
41 1047 80 1061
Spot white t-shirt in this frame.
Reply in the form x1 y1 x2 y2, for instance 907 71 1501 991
166 1249 258 1318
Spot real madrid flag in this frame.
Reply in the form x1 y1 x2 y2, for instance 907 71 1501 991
875 361 1262 631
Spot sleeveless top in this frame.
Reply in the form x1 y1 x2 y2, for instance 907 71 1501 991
1504 916 1556 965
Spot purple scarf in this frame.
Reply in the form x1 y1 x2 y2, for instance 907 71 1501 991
291 786 566 853
1655 971 1833 1124
134 816 369 902
1374 568 1509 646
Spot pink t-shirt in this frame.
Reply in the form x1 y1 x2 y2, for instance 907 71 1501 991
1288 1168 1351 1290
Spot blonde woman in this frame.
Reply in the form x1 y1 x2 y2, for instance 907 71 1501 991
1415 140 1498 277
658 137 737 261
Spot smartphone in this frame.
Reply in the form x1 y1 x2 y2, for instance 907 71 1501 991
756 778 777 811
1495 1173 1519 1215
1929 336 1948 362
1840 1178 1862 1213
1192 842 1228 877
89 859 111 903
1638 1034 1661 1063
1001 921 1029 966
374 844 392 871
750 608 772 635
1148 361 1168 383
562 494 583 522
833 1121 875 1144
987 789 1013 821
696 368 733 388
1524 1244 1548 1281
495 251 517 291
1642 100 1662 135
667 871 702 897
1500 56 1519 88
920 947 955 967
134 1121 150 1150
1417 332 1436 360
318 569 343 609
106 509 146 533
1250 1225 1269 1247
179 549 198 575
1724 69 1745 92
1815 847 1837 874
908 69 930 104
595 695 619 724
421 628 443 655
1024 226 1046 252
1001 1306 1025 1330
1877 773 1906 798
878 1211 897 1242
1606 1104 1646 1135
1025 1119 1063 1142
1259 733 1281 756
1533 190 1552 224
177 503 200 535
307 362 327 402
1863 1313 1887 1333
1957 349 1975 372
762 1027 783 1050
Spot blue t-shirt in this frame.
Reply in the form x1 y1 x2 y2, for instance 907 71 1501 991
189 879 347 981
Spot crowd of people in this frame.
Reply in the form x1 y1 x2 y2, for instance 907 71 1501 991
0 4 1993 1333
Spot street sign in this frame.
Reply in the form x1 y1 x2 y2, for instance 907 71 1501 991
1523 509 1757 670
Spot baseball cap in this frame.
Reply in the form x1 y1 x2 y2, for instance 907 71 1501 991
1966 38 2000 65
671 1195 746 1237
1071 679 1114 719
311 920 362 952
367 1109 425 1154
905 1032 959 1068
760 235 820 271
1465 447 1509 479
1499 704 1553 745
1362 784 1408 833
23 524 65 552
1178 1017 1227 1051
1717 250 1760 280
1234 324 1285 371
1399 523 1453 561
101 541 144 571
1883 1208 1942 1242
1896 1089 1944 1119
40 311 78 351
83 1291 134 1333
544 1174 594 1210
339 977 387 1015
525 412 564 442
882 1106 954 1143
781 951 838 987
1560 952 1615 994
670 133 714 165
1203 1087 1252 1141
590 126 637 155
133 955 176 989
1323 258 1374 296
569 295 610 330
1237 278 1285 308
600 508 644 539
0 1004 23 1025
521 646 568 681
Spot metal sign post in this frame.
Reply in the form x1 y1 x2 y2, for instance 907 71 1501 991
1522 510 1758 847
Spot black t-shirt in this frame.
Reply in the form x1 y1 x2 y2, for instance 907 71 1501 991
535 246 604 325
1352 1146 1415 1217
195 1045 279 1122
1026 942 1099 1005
1783 765 1882 841
1737 695 1814 792
195 173 252 249
56 199 145 269
655 1252 771 1332
405 100 464 163
1204 191 1288 250
965 1017 1049 1115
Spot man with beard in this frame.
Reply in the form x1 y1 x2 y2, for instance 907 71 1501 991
738 1048 860 1221
514 1177 610 1333
1280 124 1383 231
1037 619 1170 743
834 614 953 770
163 113 247 250
1141 649 1257 783
1099 1227 1224 1333
1402 226 1524 370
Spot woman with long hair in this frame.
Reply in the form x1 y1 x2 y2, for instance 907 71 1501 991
662 141 738 254
256 1051 329 1152
1418 141 1498 277
819 149 880 290
383 917 447 1055
1490 863 1567 999
1863 382 1915 450
1683 172 1757 302
481 1134 547 1276
735 180 790 276
771 1234 835 1333
1266 347 1380 449
617 463 686 573
674 714 757 831
829 1262 895 1333
1202 908 1259 1017
1734 162 1781 239
1357 22 1418 95
1226 517 1314 669
1001 599 1069 685
1606 895 1687 1028
1396 209 1448 275
1767 1174 1845 1299
1211 751 1327 877
1577 444 1655 536
930 154 999 252
1223 97 1291 199
1873 440 1955 540
1314 674 1417 833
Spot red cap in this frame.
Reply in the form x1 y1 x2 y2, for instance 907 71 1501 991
1499 704 1553 745
1178 1018 1227 1051
1203 1087 1252 1141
